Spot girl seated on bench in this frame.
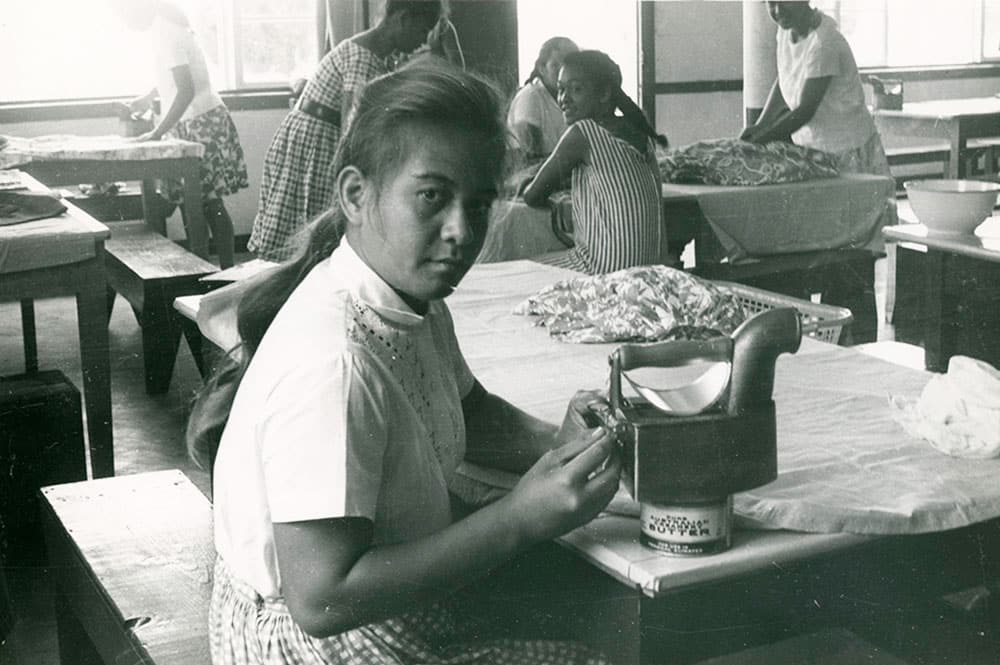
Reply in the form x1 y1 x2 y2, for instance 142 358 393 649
522 50 670 274
189 61 619 665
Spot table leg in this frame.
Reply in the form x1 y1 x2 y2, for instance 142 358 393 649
75 257 114 478
20 299 38 374
922 250 952 373
947 123 962 179
181 167 211 261
140 179 167 236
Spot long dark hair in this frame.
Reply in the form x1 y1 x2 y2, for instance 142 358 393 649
186 60 507 472
384 0 448 22
563 49 668 148
524 36 578 85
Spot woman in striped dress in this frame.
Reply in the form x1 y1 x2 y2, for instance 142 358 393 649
523 50 669 275
249 0 446 262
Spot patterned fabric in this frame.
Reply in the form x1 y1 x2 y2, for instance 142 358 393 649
513 265 747 344
658 138 839 186
538 119 664 275
210 557 613 665
163 104 249 203
249 41 389 262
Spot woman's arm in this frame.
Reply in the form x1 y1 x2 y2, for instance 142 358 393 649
274 426 619 637
136 65 195 141
743 76 831 144
522 125 587 207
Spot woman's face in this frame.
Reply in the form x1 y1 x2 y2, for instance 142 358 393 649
557 64 609 125
766 2 812 30
345 123 499 307
538 45 575 94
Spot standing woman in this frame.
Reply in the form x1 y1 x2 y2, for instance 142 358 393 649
249 0 450 262
740 1 891 176
523 50 669 275
114 0 249 269
507 37 579 161
192 61 618 665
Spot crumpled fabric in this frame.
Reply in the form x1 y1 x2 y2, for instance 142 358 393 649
512 265 746 343
890 355 1000 459
658 138 839 186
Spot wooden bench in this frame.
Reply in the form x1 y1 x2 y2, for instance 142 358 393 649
105 221 220 393
40 469 213 665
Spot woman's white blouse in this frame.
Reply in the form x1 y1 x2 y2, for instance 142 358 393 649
212 241 474 598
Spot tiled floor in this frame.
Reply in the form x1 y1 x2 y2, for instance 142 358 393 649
1 249 998 664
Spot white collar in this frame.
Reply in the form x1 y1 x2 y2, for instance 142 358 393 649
329 239 426 328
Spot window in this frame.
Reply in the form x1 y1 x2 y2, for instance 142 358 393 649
0 0 319 104
814 0 999 67
516 0 639 102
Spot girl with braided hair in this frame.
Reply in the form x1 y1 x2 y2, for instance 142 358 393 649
523 49 669 274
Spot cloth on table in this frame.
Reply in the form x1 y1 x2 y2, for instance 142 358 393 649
0 191 66 227
662 173 895 262
658 138 839 186
512 265 746 343
890 355 1000 459
0 134 203 170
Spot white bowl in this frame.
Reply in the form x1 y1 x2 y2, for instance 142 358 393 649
904 179 1000 235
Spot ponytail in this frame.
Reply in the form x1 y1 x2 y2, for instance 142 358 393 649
523 66 541 86
613 88 668 148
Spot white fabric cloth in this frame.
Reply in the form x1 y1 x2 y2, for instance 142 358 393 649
777 12 876 153
506 79 567 157
212 241 475 598
890 355 1000 459
151 15 223 122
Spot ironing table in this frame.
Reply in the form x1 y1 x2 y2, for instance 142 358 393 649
0 134 209 259
446 260 1000 663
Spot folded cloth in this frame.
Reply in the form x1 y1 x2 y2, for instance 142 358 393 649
0 191 67 227
890 355 1000 459
513 265 746 343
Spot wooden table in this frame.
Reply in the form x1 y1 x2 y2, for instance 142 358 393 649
874 97 1000 179
883 216 1000 372
0 173 114 477
446 260 1000 663
1 135 210 259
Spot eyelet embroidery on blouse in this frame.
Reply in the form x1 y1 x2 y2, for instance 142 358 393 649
346 299 462 473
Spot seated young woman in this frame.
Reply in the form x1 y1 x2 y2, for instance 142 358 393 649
190 61 620 665
522 50 670 275
507 36 579 163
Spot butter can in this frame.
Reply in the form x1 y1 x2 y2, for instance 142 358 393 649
639 496 733 555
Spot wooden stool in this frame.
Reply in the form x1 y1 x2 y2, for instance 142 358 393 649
104 221 220 394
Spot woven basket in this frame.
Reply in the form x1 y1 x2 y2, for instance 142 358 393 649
715 281 854 345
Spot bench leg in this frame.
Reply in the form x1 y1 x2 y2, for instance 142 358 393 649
180 316 210 380
54 589 103 665
822 258 878 345
139 288 184 395
20 299 38 374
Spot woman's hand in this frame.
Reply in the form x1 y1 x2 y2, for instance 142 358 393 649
503 426 621 544
739 125 761 142
555 389 608 446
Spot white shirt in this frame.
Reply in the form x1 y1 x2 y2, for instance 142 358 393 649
212 241 475 598
507 78 567 156
777 12 876 153
150 15 223 121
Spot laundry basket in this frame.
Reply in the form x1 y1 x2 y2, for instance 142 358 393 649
715 281 854 345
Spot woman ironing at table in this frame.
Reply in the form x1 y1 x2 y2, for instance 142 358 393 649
740 1 891 177
521 50 669 275
112 0 249 269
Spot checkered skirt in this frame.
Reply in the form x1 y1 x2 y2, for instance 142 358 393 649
210 557 613 665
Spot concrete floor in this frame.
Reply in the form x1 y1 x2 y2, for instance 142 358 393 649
0 251 998 665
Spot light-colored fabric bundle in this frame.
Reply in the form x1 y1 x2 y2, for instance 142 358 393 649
513 264 746 343
890 355 1000 459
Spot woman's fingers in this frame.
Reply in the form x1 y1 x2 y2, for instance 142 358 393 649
561 431 617 481
551 427 606 464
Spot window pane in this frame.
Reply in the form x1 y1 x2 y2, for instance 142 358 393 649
984 0 1000 60
240 0 314 18
239 19 318 85
885 0 980 66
